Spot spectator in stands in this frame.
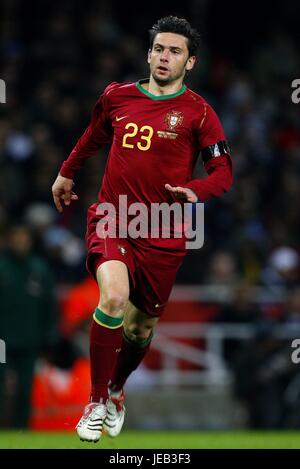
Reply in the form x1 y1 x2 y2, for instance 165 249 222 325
214 283 259 366
260 246 300 293
204 251 240 302
0 225 58 428
233 321 297 428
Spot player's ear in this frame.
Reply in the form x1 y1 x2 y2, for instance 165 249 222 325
147 48 152 64
185 56 196 72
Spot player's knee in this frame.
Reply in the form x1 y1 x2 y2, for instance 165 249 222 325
124 323 153 343
100 292 128 317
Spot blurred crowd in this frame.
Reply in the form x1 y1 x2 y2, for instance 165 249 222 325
1 0 300 429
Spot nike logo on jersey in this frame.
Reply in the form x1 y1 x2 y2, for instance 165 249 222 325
116 115 128 121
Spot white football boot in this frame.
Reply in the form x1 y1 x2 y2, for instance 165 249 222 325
76 402 107 442
103 389 126 437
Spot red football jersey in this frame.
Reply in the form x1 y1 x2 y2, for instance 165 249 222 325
60 80 233 248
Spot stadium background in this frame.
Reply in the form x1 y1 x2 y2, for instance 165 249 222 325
1 0 300 447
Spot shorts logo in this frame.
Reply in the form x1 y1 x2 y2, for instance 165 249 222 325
164 110 184 131
118 245 127 256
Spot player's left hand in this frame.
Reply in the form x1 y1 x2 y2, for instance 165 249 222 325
165 184 198 203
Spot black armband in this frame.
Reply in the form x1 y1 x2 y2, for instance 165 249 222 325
201 140 230 163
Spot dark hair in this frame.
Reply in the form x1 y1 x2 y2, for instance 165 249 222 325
149 16 201 57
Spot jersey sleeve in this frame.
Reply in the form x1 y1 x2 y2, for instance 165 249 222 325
184 103 233 201
59 83 116 179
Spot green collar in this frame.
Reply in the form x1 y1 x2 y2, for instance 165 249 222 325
136 79 186 100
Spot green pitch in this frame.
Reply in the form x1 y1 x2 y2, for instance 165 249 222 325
0 430 300 449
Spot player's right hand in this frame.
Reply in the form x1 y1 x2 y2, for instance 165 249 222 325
52 173 79 213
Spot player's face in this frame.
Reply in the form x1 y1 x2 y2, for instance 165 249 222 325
148 32 196 85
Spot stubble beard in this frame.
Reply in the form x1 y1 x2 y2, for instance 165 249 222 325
152 70 184 87
151 61 188 87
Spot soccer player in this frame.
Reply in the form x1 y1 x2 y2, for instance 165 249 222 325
52 16 233 442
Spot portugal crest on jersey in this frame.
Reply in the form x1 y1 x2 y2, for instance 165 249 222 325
165 111 184 131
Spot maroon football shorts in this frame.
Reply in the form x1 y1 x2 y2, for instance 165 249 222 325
86 203 186 317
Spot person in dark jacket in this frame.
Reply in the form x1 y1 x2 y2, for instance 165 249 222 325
0 224 58 428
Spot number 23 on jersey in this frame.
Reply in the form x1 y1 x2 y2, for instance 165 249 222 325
122 122 153 151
